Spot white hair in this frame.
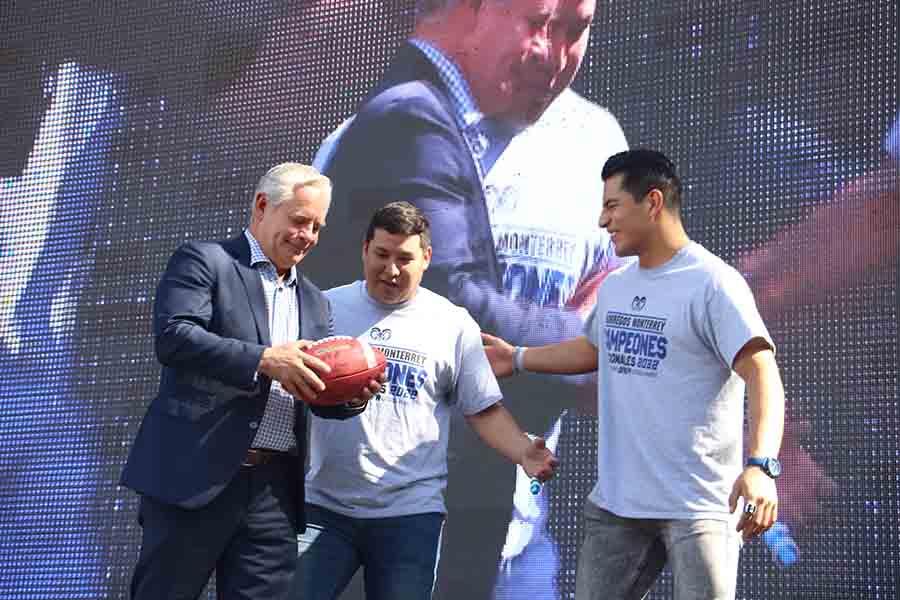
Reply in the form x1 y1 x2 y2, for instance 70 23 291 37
250 162 330 216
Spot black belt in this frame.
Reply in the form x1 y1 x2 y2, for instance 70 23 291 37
241 448 293 467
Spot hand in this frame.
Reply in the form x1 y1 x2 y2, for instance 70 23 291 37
520 436 558 483
729 466 779 541
258 339 331 403
481 332 516 378
348 371 387 406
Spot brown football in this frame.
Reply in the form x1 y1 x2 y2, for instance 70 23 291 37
302 336 386 406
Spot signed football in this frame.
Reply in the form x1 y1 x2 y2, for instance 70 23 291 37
302 336 386 406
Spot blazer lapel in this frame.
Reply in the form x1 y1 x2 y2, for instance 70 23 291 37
296 280 313 341
226 235 271 345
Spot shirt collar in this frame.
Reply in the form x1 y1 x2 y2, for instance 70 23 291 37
409 38 484 130
243 229 297 286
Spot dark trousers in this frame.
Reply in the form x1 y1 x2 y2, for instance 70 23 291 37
130 456 299 600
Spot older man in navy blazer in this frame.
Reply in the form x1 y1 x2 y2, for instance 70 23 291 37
121 163 373 599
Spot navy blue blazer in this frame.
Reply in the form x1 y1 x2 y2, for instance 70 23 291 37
121 234 333 518
314 43 500 300
311 42 578 430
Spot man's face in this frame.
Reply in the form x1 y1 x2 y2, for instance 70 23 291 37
463 0 596 125
251 184 329 276
599 173 655 258
362 228 432 305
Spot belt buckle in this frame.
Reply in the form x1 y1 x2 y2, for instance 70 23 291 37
242 448 268 468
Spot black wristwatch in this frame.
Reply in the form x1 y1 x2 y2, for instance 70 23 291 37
746 456 782 479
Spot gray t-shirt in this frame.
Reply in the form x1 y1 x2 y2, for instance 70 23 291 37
584 242 774 520
305 281 502 518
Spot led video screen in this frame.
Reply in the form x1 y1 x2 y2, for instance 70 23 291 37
0 1 897 598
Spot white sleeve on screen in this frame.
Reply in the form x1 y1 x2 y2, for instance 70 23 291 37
313 115 356 171
0 63 114 354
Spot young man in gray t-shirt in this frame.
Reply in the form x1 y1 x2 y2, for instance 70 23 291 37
483 149 785 600
290 201 558 600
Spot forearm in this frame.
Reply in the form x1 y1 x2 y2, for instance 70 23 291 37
452 273 588 346
156 321 265 389
741 350 786 457
522 336 598 375
741 163 899 319
153 243 266 390
465 402 532 467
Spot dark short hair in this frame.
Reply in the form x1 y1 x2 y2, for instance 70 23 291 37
601 149 683 213
365 201 432 251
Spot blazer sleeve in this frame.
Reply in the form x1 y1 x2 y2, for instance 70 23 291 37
323 91 492 294
153 242 265 390
308 398 369 420
325 92 589 352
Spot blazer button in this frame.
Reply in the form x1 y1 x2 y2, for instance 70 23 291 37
249 421 259 429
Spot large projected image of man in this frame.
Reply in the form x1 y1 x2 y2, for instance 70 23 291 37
308 1 629 597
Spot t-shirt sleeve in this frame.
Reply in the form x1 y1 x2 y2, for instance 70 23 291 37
583 302 602 348
452 311 503 416
705 268 775 368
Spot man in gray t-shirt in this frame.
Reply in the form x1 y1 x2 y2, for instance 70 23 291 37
483 149 785 600
289 201 557 600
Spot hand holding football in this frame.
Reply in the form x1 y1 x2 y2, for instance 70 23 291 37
301 336 386 406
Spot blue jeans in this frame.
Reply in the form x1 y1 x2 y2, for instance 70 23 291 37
576 501 742 600
291 503 444 600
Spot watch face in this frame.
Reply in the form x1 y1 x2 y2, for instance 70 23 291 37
767 458 782 478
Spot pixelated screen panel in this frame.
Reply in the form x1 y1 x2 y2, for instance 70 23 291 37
0 1 896 599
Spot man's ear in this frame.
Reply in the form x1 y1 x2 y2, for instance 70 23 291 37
423 245 433 269
646 188 665 220
252 192 268 222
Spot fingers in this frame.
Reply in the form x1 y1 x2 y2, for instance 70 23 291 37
737 497 779 540
736 510 753 539
296 347 332 376
759 501 777 533
281 375 320 404
525 442 558 482
358 378 383 401
481 332 500 346
532 459 555 482
728 482 740 513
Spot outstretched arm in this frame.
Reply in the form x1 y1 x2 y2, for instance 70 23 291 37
465 402 558 482
738 161 899 321
482 332 598 378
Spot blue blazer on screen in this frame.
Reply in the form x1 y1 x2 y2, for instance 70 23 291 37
314 43 501 300
121 234 332 519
